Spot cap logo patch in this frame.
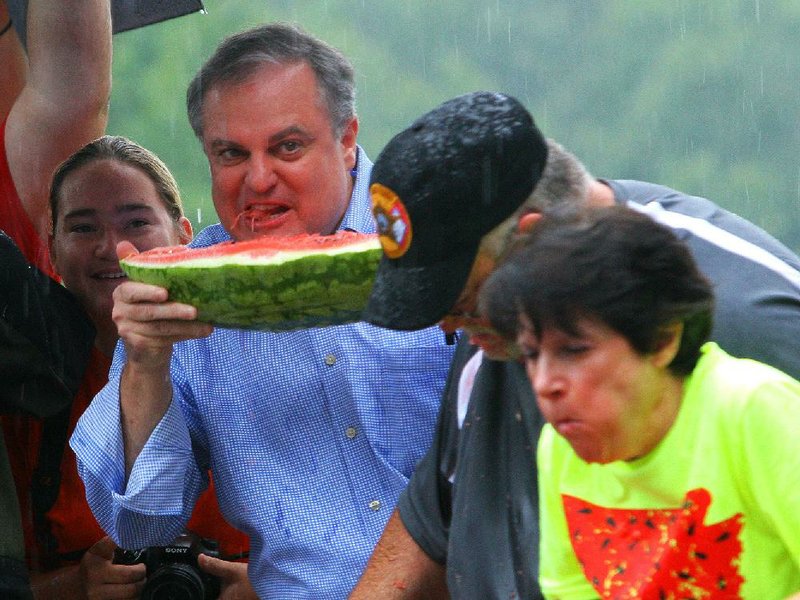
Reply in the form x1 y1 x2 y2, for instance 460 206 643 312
370 183 412 259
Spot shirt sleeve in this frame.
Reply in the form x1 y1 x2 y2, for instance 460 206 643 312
69 346 207 550
396 339 476 564
736 373 800 567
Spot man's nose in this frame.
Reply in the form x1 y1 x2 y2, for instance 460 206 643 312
245 155 278 191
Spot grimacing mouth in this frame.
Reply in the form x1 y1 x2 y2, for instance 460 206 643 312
234 204 290 231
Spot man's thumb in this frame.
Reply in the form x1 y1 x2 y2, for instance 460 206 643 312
116 240 139 261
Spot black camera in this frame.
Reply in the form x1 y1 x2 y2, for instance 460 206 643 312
113 531 221 600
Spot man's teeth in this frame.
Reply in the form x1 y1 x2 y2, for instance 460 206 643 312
97 272 127 279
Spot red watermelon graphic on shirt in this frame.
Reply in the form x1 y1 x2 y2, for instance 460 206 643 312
563 488 744 599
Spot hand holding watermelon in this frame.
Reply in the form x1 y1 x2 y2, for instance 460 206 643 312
113 240 214 365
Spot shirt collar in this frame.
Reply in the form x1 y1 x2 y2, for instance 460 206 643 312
339 146 375 234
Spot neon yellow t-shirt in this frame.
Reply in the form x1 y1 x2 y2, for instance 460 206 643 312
538 343 800 599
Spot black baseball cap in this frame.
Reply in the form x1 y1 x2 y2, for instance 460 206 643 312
363 91 548 330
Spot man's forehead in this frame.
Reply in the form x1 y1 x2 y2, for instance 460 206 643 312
205 60 314 101
200 63 327 140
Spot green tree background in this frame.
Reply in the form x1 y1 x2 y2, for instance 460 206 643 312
107 0 800 250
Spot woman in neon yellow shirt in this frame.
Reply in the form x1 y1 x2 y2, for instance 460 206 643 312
480 205 800 600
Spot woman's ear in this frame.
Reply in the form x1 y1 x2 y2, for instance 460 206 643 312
652 322 683 368
178 217 193 244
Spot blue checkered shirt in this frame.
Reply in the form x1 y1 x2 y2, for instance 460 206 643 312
70 148 456 598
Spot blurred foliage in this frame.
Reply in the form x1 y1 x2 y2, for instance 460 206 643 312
107 0 800 250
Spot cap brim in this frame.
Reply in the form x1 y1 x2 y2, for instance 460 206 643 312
363 251 476 331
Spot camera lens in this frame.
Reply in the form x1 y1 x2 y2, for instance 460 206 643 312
141 564 208 600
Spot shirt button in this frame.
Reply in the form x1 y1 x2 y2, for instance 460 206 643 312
324 353 337 366
368 500 381 511
345 426 358 439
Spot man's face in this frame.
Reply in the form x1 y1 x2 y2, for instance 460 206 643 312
439 252 519 360
200 61 358 241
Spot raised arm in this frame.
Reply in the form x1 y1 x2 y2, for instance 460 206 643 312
349 508 449 599
0 0 27 122
5 0 111 239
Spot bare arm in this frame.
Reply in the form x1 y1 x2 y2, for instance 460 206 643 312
349 508 449 599
0 0 27 122
5 0 111 238
112 242 213 475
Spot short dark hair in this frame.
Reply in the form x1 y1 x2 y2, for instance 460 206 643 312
186 22 356 140
479 206 714 375
49 135 184 233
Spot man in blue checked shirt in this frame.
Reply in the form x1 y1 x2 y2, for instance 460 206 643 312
68 23 472 599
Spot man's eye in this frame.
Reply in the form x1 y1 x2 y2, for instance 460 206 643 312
218 148 245 162
520 347 540 360
128 219 150 229
275 140 303 156
70 224 95 234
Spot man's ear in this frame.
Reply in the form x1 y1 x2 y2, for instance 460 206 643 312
517 211 543 234
340 116 359 171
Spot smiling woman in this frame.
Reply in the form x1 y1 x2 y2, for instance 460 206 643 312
1 134 252 599
48 135 192 355
480 205 800 599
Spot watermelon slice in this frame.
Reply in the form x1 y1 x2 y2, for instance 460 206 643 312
120 231 382 331
563 488 744 599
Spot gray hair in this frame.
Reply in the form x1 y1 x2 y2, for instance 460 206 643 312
524 138 593 213
479 138 594 260
186 22 356 140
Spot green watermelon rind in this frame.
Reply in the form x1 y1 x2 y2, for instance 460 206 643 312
120 243 383 332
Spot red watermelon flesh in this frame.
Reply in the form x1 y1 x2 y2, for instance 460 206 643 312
563 488 744 599
120 231 382 331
